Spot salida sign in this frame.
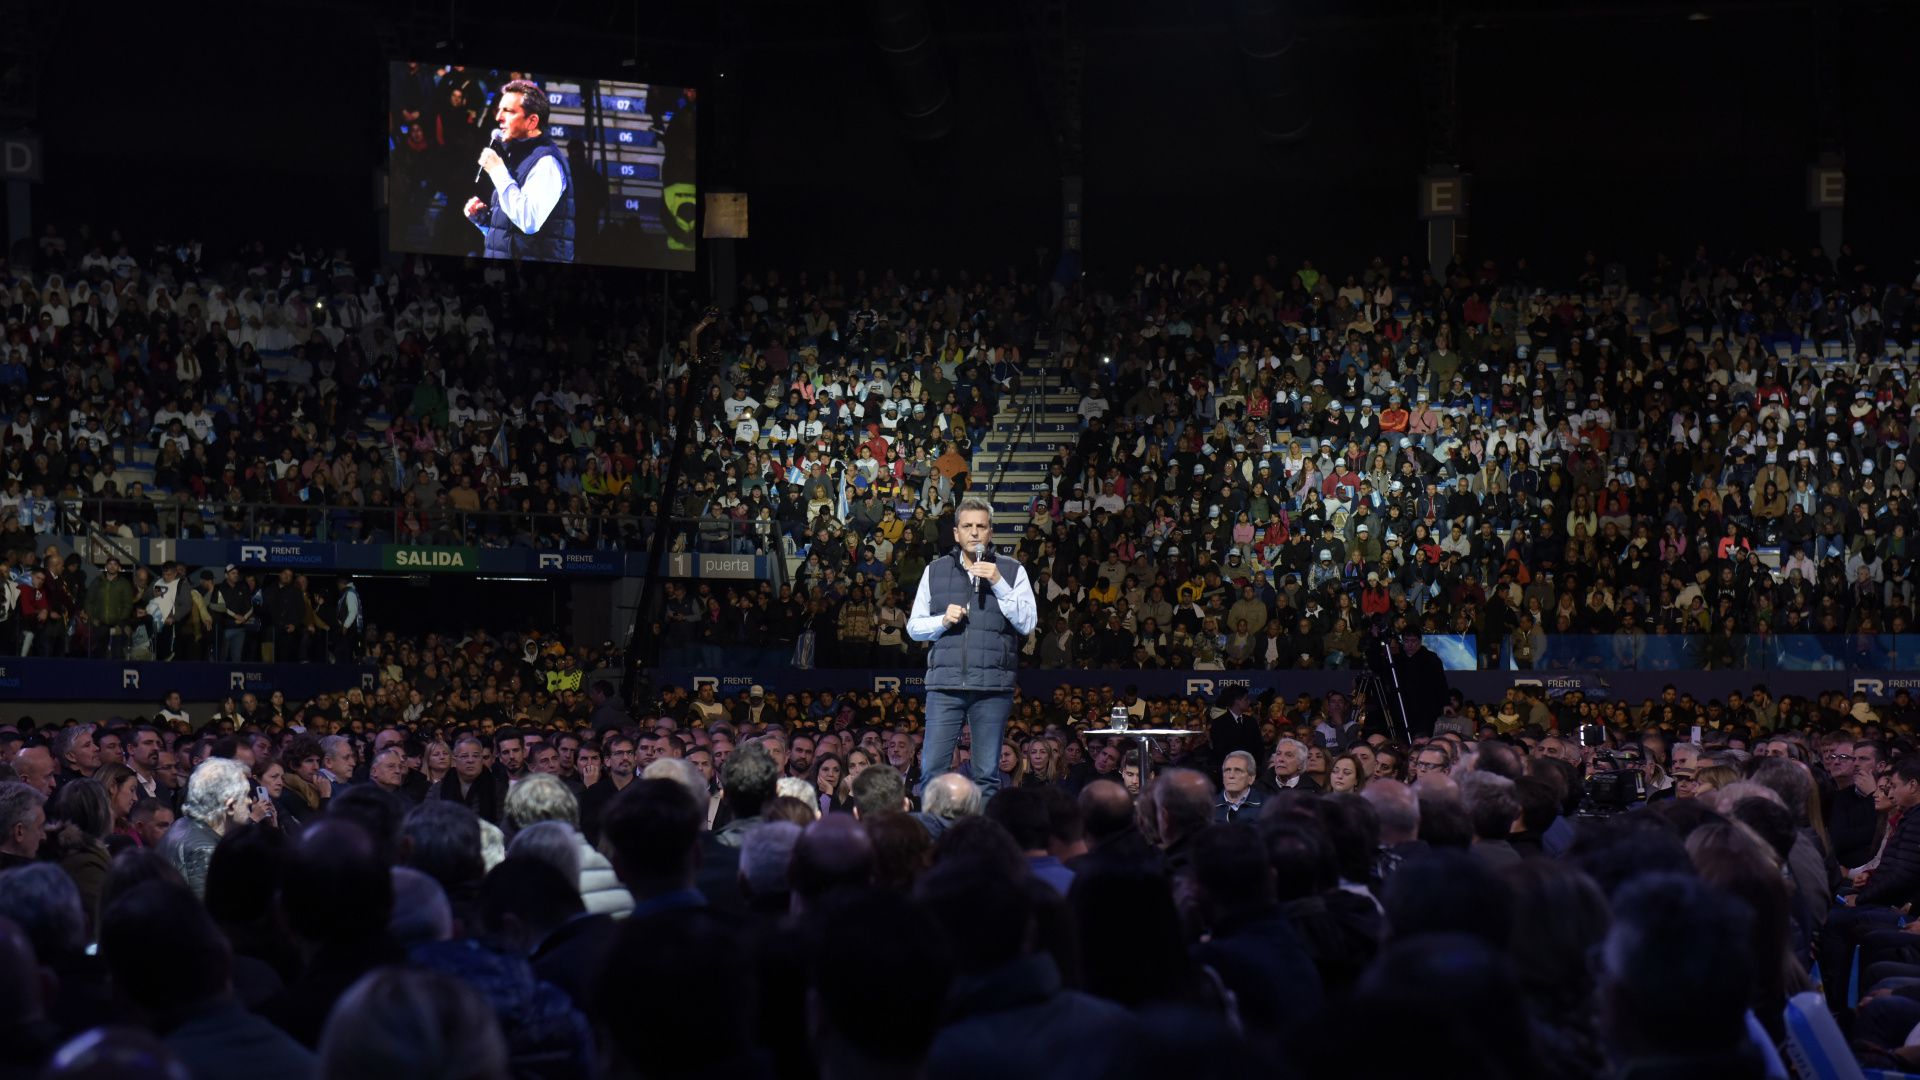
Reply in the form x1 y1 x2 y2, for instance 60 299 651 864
380 545 479 572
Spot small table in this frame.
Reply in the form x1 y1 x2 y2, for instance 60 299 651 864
1084 727 1200 789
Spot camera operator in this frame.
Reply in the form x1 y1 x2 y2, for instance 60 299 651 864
1394 630 1448 739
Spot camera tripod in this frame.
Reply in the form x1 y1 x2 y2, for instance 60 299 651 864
1354 666 1412 746
1349 617 1417 745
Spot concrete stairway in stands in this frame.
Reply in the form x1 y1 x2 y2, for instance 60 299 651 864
971 347 1077 529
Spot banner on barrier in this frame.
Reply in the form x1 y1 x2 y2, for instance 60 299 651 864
651 666 1914 706
381 545 480 572
665 553 768 580
171 540 639 578
0 660 377 703
233 541 333 568
531 550 624 575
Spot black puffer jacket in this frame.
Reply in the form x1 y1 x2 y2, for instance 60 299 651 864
1859 809 1920 907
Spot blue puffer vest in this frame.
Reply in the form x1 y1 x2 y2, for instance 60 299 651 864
924 549 1019 691
484 135 575 263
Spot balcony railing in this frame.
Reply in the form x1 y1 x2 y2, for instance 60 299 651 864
1497 633 1920 673
20 496 780 557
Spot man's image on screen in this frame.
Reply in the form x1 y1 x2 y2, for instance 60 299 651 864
465 79 575 263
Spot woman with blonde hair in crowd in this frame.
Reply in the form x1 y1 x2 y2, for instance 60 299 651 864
421 738 453 788
1690 764 1743 797
1023 737 1064 788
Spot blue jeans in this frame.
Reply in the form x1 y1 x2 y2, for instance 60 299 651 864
220 627 248 662
920 688 1012 802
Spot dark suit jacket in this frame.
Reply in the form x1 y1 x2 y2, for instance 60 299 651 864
1397 647 1449 737
1069 827 1163 878
1192 906 1324 1047
578 776 618 845
162 996 314 1080
433 769 509 825
1208 709 1267 784
927 954 1137 1080
1260 773 1323 796
1858 810 1920 908
1831 785 1883 870
697 831 746 916
534 897 732 1016
259 937 402 1048
532 912 618 1012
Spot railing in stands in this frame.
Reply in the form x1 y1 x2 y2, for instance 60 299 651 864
983 333 1052 503
29 497 778 557
657 634 1920 674
81 517 149 577
986 396 1041 500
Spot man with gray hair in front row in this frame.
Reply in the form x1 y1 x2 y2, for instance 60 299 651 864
1215 750 1264 823
158 758 258 897
913 773 981 842
319 735 357 786
1268 738 1315 792
505 772 634 919
0 781 47 870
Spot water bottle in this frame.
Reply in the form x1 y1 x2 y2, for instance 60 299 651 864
1111 705 1130 733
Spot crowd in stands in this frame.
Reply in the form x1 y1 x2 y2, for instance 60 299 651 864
0 550 365 662
10 233 1920 671
5 675 1920 1077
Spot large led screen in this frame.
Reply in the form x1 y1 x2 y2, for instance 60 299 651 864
388 62 696 270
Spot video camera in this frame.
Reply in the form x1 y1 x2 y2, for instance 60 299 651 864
1578 750 1648 815
1359 615 1398 676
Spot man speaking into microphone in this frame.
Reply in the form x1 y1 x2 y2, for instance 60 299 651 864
907 496 1037 802
464 78 576 263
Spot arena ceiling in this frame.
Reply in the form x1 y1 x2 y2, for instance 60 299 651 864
11 0 1920 273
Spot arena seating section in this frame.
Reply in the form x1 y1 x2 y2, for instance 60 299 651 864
10 232 1920 1079
5 236 1919 675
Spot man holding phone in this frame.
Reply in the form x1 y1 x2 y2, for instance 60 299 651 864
158 758 257 898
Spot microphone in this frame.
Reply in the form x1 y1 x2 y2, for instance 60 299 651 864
473 129 505 184
973 543 990 603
